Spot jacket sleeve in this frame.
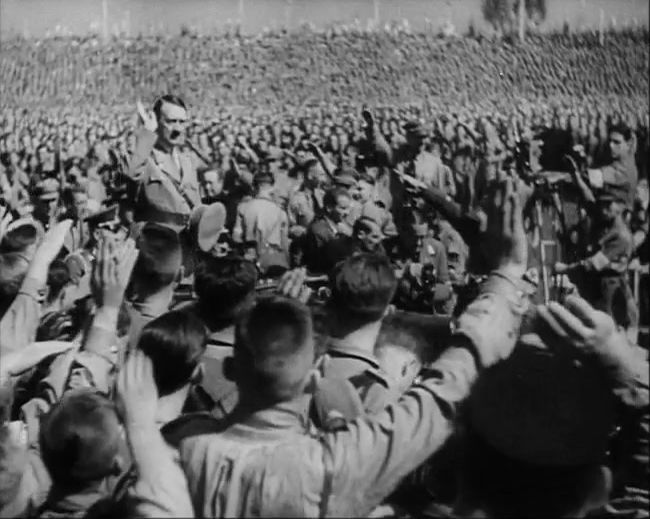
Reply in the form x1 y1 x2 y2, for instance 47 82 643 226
435 242 450 284
123 425 195 518
366 127 396 168
597 346 649 518
232 207 244 243
325 270 528 516
584 230 633 272
123 128 157 182
0 277 45 356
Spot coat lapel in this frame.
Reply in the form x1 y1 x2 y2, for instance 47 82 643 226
152 147 180 182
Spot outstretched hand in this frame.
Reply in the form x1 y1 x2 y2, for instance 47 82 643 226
30 219 73 274
136 99 158 133
116 349 158 428
483 177 527 277
92 235 139 309
276 267 313 304
535 295 629 364
361 107 375 130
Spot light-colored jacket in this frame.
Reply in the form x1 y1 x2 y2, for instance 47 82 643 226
233 194 289 252
125 270 529 518
125 129 202 230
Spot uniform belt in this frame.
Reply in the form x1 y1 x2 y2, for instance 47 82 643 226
137 206 190 228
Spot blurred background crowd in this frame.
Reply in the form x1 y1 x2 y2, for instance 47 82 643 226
0 5 648 519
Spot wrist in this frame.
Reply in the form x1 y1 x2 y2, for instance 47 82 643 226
92 306 120 332
125 416 158 439
594 331 633 370
26 259 50 285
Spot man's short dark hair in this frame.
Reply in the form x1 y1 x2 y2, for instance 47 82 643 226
46 260 71 304
608 123 633 142
129 223 182 297
0 222 39 255
357 172 376 185
0 253 29 317
137 310 207 397
194 256 258 319
39 389 122 491
375 324 426 364
234 295 313 404
153 95 187 120
301 158 320 175
323 187 350 209
452 145 474 159
328 253 397 329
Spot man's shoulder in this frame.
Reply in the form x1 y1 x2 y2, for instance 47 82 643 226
249 196 283 212
162 412 225 449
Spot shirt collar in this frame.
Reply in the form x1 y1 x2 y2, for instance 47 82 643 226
225 396 312 440
326 337 381 370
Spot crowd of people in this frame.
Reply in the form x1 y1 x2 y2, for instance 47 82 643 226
0 25 648 519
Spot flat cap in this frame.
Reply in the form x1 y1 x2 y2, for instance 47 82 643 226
191 202 228 253
84 205 120 228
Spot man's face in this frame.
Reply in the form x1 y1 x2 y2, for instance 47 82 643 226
452 155 466 174
71 192 89 219
38 196 59 219
608 132 629 160
357 223 383 252
37 147 51 166
267 159 281 176
307 164 326 187
157 102 189 148
203 170 223 197
357 180 374 203
328 195 351 223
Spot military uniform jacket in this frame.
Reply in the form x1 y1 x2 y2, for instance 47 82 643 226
120 270 532 518
125 129 202 230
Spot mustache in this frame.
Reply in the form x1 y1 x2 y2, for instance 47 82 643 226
169 130 182 139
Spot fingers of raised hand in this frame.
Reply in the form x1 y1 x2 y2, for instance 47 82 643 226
547 301 592 341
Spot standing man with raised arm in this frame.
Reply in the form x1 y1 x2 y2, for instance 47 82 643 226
125 96 203 232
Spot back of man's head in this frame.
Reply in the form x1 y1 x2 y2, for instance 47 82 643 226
374 324 426 395
137 310 207 397
328 253 397 332
129 223 182 299
233 295 314 406
0 221 41 257
460 345 616 518
39 389 123 492
194 256 258 321
0 252 30 318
